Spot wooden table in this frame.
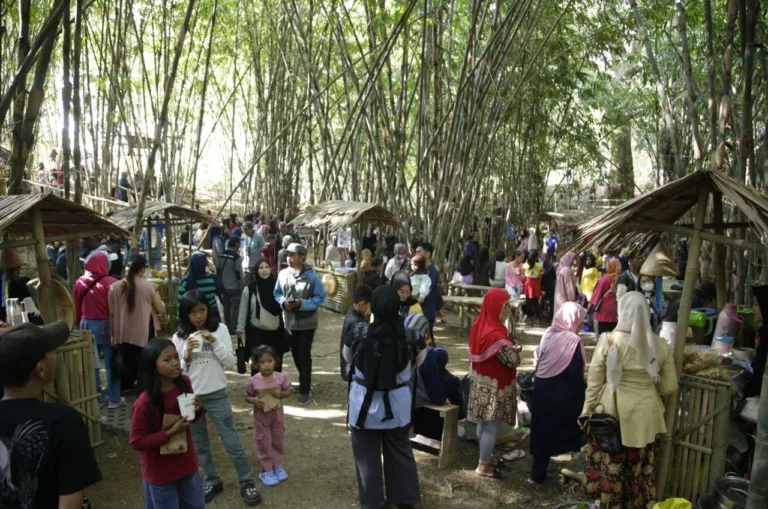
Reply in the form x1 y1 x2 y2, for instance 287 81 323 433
442 294 525 334
448 282 495 296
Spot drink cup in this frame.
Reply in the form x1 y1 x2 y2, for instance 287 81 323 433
190 332 204 353
177 394 196 420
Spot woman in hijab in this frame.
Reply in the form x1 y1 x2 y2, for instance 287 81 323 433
553 251 578 318
342 286 422 509
391 271 420 318
581 292 678 507
177 251 225 319
467 288 522 477
74 251 119 406
529 302 587 484
588 258 621 335
236 259 287 373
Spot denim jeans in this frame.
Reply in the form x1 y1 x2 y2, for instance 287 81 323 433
81 318 121 404
143 472 205 509
150 245 163 271
191 389 255 487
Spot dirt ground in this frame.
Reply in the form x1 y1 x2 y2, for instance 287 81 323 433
86 308 588 509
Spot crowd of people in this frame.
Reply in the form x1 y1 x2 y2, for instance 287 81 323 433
1 212 767 509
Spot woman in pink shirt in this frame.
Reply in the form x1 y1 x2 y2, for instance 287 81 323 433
505 250 526 299
74 251 119 406
588 258 620 335
109 255 166 391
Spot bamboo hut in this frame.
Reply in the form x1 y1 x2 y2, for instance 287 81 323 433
0 192 132 447
291 201 400 312
568 170 768 500
110 200 213 332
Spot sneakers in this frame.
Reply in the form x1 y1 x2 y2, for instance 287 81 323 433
297 393 310 406
107 397 126 409
241 482 262 505
203 482 223 503
273 465 289 482
259 471 280 487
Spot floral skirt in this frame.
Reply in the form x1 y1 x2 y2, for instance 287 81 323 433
583 439 657 509
466 370 516 426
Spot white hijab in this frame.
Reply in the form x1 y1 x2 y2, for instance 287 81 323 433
606 291 661 390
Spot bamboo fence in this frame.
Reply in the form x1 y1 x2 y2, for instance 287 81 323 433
43 328 102 447
667 374 731 502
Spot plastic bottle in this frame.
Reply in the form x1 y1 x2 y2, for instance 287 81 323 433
713 303 744 340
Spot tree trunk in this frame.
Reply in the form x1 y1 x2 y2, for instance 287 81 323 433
131 0 197 243
675 0 703 172
8 0 32 195
72 0 84 204
61 0 72 200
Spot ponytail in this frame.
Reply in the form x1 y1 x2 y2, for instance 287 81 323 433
126 255 148 312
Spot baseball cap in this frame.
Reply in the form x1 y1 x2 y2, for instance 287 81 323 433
0 321 70 386
286 243 306 255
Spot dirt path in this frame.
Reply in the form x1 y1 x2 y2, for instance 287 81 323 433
87 309 587 509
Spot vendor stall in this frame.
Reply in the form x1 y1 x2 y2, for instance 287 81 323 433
0 192 131 446
109 200 213 333
290 201 400 312
568 170 768 502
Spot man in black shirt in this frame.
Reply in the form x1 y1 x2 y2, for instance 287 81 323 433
0 321 102 509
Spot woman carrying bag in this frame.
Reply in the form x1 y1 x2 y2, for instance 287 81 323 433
580 292 678 508
236 260 287 374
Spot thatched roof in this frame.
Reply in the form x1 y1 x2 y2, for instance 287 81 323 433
290 201 399 230
110 200 213 230
0 192 130 238
568 170 768 252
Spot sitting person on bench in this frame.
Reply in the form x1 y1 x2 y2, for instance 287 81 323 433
413 342 462 441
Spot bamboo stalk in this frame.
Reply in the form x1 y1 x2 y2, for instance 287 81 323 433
708 386 730 487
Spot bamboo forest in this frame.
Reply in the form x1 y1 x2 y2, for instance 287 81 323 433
1 0 768 508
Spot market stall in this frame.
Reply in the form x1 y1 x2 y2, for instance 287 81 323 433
568 170 768 502
109 200 213 333
0 192 131 446
290 200 400 312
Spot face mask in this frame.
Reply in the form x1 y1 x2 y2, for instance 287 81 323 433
641 283 654 293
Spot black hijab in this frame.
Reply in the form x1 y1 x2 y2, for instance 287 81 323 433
369 285 405 338
390 270 416 319
252 269 282 317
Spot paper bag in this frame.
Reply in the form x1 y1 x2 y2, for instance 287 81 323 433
160 414 188 455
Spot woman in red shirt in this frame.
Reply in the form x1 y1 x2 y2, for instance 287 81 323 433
588 258 620 335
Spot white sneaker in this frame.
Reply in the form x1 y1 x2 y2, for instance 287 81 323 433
107 397 126 409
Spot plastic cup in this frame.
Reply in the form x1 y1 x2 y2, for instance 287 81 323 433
190 333 204 353
177 394 196 420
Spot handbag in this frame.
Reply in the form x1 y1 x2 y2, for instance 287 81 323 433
236 334 247 374
585 332 623 454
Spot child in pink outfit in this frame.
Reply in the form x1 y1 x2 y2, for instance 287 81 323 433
244 346 293 487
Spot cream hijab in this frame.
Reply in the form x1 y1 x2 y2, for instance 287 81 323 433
606 291 661 390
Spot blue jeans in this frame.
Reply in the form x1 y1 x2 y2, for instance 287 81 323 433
191 389 255 487
150 245 162 271
81 318 121 404
143 472 205 509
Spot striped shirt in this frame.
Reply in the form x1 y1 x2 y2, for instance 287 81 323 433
178 275 219 311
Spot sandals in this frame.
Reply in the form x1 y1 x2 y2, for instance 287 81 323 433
203 483 223 503
502 449 526 461
475 464 505 479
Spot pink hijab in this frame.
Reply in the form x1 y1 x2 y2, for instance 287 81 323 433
536 302 587 378
553 251 578 316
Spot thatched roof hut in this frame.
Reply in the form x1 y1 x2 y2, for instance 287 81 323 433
290 201 399 231
568 170 768 253
109 200 213 230
0 192 129 240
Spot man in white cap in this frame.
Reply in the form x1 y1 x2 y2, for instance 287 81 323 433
274 243 326 405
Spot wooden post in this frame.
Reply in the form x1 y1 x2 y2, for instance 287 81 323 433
30 205 56 323
709 385 730 491
713 191 727 310
658 186 709 498
164 211 174 276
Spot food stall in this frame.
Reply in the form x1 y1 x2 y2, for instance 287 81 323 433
568 170 768 504
0 192 131 446
290 200 400 313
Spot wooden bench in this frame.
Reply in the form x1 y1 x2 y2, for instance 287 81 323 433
442 295 484 330
410 403 459 469
448 281 494 297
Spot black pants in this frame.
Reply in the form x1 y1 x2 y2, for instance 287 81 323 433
597 321 617 336
350 426 421 509
222 288 241 335
531 453 550 483
119 344 144 391
287 329 315 395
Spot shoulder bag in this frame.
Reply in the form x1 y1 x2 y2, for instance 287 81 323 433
584 332 623 454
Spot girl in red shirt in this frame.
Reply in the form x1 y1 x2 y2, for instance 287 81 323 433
130 339 205 509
